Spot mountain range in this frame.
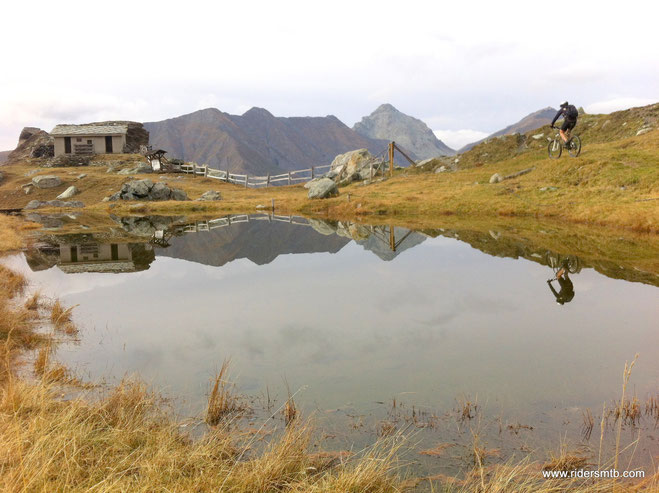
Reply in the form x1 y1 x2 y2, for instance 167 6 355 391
353 104 455 158
458 107 558 152
144 108 391 176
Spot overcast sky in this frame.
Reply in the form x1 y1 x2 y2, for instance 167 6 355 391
1 0 657 150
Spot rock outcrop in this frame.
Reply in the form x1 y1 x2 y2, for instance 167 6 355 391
7 128 54 163
107 179 188 201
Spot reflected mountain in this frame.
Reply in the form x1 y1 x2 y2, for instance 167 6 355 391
23 213 659 287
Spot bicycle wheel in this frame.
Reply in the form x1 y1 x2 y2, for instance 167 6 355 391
568 135 581 157
566 255 582 274
548 138 562 159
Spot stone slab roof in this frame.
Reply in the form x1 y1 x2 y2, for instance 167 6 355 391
51 124 128 136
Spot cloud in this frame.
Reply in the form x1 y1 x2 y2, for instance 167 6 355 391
433 129 489 149
584 97 658 115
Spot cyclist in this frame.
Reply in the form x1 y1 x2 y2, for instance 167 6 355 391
550 101 579 146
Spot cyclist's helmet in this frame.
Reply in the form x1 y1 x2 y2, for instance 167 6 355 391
560 101 569 107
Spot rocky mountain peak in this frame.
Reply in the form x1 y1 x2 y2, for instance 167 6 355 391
353 105 455 158
243 107 274 118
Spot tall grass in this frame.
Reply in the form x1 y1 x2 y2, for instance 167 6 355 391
206 358 245 425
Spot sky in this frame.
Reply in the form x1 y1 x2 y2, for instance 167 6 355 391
1 0 657 150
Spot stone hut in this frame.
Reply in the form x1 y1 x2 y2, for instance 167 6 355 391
51 124 128 157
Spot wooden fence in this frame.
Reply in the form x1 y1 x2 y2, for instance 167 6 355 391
176 213 315 233
178 163 333 188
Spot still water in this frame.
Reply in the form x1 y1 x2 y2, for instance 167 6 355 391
7 213 659 475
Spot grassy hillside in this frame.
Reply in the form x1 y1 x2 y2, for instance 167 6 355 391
0 104 657 233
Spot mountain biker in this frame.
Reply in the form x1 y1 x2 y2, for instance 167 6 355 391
550 101 579 146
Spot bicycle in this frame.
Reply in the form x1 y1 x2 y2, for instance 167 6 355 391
545 251 582 280
548 127 581 159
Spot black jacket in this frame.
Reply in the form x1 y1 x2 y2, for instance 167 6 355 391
551 105 578 126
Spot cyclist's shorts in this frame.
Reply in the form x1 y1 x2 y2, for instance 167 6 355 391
561 119 576 131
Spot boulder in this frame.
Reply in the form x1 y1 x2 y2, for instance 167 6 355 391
125 179 154 198
56 186 78 199
24 200 84 210
197 190 222 201
435 166 447 173
32 175 62 189
489 173 503 184
149 182 172 200
308 177 338 199
77 173 87 180
329 149 374 184
636 127 652 136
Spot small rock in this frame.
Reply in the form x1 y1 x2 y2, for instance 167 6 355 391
24 186 32 195
489 173 503 184
532 133 544 140
170 188 189 201
32 175 62 189
255 204 267 210
454 158 460 164
56 186 78 199
636 127 652 136
539 186 558 192
77 173 87 179
435 166 447 174
25 169 40 177
197 190 222 201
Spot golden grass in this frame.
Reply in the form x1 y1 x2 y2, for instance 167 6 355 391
49 299 77 334
206 359 245 425
0 378 404 492
1 127 657 233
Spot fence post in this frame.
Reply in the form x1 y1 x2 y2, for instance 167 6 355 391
311 167 315 179
224 171 228 182
245 175 248 188
389 142 394 177
266 173 270 187
288 171 291 185
204 165 208 178
370 162 373 180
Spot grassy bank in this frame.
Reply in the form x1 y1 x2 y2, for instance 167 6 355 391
1 123 658 233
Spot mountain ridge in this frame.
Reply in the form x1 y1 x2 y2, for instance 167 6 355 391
144 107 391 175
458 107 558 153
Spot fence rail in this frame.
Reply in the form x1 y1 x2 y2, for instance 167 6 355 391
178 163 333 188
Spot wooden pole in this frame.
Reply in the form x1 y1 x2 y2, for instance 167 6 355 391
204 165 208 178
389 224 395 252
288 171 291 185
389 142 394 177
271 198 275 211
370 162 373 180
311 166 315 179
266 173 271 187
245 175 248 188
392 143 416 166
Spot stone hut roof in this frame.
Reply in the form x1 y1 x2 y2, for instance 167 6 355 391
51 124 128 136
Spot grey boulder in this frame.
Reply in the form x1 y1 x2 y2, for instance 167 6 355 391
32 175 62 189
307 178 338 199
25 200 84 210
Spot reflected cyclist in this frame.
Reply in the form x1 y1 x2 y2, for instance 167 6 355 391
547 262 575 305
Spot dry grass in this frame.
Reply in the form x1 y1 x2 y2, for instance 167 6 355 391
206 359 245 425
1 124 657 234
0 378 404 492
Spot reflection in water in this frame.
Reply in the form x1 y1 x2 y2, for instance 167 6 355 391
12 212 659 477
545 253 582 305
